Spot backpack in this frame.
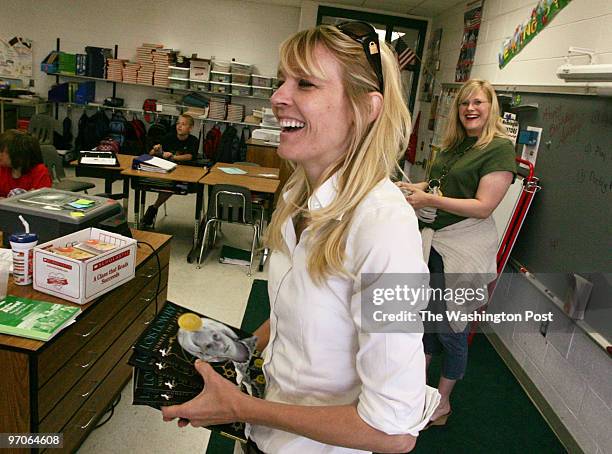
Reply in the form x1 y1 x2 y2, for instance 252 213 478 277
143 98 157 123
216 125 240 163
203 125 222 160
124 118 147 155
94 138 120 154
109 112 128 149
146 121 168 151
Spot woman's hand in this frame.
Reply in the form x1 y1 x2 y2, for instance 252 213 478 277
161 360 248 428
150 144 162 156
396 181 428 193
406 188 435 210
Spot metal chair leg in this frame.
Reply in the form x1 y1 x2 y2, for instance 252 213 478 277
248 224 259 276
196 218 216 268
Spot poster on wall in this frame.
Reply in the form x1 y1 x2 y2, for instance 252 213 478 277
498 0 572 68
421 28 443 102
455 0 483 83
0 37 33 79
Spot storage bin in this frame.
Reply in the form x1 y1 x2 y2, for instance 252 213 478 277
190 80 209 92
210 71 231 83
252 86 273 98
230 61 252 75
251 75 274 87
209 82 230 94
212 60 231 72
190 58 211 81
231 73 250 84
169 66 190 78
168 77 190 90
231 84 251 96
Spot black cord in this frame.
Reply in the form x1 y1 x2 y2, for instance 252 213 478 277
93 392 122 429
136 240 162 313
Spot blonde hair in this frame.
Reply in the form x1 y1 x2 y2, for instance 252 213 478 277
441 79 509 151
179 114 194 127
265 25 411 283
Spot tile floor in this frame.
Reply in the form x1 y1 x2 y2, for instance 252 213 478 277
68 171 266 453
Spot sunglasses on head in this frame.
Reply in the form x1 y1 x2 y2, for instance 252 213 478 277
336 21 384 94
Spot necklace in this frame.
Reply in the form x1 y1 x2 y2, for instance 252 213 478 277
427 143 473 196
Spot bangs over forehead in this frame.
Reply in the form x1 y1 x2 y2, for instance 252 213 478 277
278 29 330 81
459 81 490 102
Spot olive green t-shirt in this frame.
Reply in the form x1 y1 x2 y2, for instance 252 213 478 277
424 136 517 230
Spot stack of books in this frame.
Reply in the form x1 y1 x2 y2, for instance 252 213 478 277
106 58 125 82
153 49 175 87
0 296 81 341
129 301 265 442
208 99 227 120
123 62 141 84
227 104 245 123
136 43 160 85
132 155 177 173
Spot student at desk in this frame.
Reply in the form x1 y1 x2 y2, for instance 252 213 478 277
142 114 199 228
0 129 52 198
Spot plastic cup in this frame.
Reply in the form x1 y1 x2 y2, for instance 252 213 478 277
10 233 38 286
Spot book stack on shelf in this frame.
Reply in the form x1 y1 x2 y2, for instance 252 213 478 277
106 58 125 82
208 98 227 120
0 296 81 342
123 62 140 84
129 301 265 442
136 43 161 85
153 49 175 88
227 104 245 122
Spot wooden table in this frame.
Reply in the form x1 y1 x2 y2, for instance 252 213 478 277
0 230 171 454
246 138 292 195
121 164 208 262
72 154 134 210
202 162 280 194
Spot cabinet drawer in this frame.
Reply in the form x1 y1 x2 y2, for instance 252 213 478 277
37 259 166 386
41 346 134 454
137 242 171 277
38 270 168 419
39 296 159 434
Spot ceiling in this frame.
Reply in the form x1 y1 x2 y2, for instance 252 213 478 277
259 0 466 18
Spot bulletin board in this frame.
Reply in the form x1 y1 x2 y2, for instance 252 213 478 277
0 37 33 79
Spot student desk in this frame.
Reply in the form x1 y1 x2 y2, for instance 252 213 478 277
72 153 134 210
200 163 280 270
121 164 208 262
0 230 171 454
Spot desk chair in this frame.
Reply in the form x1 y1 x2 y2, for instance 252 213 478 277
197 184 259 276
40 144 96 193
28 114 55 145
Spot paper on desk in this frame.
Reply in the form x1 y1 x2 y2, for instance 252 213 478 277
218 167 247 175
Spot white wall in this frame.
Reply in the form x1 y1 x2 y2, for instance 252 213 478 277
412 2 612 452
0 0 300 109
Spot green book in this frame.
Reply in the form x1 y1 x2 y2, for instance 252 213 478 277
0 296 81 341
219 245 251 266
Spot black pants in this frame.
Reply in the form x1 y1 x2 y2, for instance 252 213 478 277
243 439 265 454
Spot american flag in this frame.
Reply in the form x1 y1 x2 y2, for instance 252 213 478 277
394 37 417 70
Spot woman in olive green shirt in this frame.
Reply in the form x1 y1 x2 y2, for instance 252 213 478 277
397 79 516 427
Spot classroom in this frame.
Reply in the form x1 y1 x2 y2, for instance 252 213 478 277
0 0 610 453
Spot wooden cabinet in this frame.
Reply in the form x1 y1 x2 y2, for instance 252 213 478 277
0 230 171 454
246 138 292 199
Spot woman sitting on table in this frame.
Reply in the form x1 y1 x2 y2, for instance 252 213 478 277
0 129 52 198
397 78 517 428
161 22 439 453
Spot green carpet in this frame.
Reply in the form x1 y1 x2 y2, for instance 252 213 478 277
413 333 566 453
208 280 565 453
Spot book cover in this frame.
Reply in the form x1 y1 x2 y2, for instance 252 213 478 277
0 295 80 341
219 245 251 266
130 301 265 442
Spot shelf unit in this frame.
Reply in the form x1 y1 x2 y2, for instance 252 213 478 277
54 101 276 129
47 72 274 101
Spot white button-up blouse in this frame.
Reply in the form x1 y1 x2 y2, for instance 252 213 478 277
249 175 439 453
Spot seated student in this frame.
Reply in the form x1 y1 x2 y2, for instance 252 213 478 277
141 114 199 228
0 129 52 198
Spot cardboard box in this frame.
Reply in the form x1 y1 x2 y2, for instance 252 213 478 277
33 228 137 305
